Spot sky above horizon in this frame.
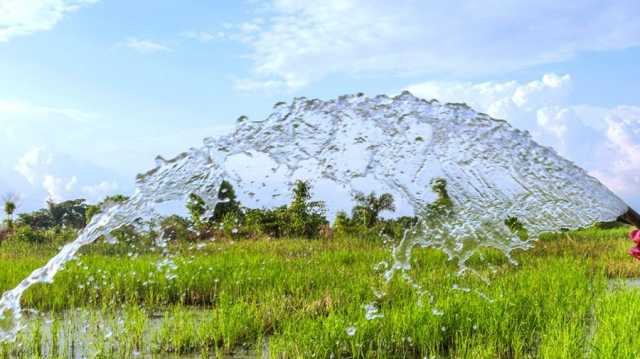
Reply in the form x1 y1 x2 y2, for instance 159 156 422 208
0 0 639 213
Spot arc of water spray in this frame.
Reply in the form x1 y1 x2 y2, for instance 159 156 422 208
1 92 638 343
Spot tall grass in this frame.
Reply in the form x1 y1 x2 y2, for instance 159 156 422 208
0 228 638 357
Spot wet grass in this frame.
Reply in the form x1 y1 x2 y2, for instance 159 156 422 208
1 226 640 358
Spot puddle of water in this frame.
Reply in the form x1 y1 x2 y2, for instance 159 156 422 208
608 278 640 291
1 308 267 359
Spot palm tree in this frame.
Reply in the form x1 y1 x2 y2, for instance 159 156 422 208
2 193 19 229
352 192 396 227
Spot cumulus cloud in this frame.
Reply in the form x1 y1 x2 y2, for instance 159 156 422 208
15 147 78 202
14 147 122 205
42 174 77 202
0 0 98 42
592 107 640 198
15 147 53 185
82 180 119 199
236 1 640 90
407 73 640 207
124 38 171 54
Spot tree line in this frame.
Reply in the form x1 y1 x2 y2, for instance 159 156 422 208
0 181 418 245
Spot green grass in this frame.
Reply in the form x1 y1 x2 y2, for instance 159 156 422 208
1 227 640 358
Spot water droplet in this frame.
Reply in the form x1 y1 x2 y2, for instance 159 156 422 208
346 326 357 336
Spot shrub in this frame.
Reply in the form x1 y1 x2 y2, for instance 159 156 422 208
285 180 327 238
213 181 242 223
352 192 396 227
333 211 366 238
160 215 195 241
9 225 48 243
0 225 11 244
221 211 241 238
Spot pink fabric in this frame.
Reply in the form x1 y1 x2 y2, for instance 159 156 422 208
629 230 640 260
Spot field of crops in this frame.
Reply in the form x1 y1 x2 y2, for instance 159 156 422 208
1 227 640 358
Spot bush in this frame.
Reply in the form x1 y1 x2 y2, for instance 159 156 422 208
9 225 48 243
221 211 241 238
285 180 327 238
333 211 366 238
0 225 11 244
243 206 289 238
160 215 195 241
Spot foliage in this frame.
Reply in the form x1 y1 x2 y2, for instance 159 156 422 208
243 206 289 238
212 181 242 223
186 193 208 232
47 199 88 229
286 180 327 237
0 229 637 358
17 199 92 231
505 216 529 240
333 210 367 238
352 192 396 227
3 202 16 229
421 178 454 225
187 181 243 238
240 181 328 239
17 209 55 231
0 226 10 244
221 211 241 238
1 193 19 231
160 215 194 242
85 195 130 224
9 225 49 243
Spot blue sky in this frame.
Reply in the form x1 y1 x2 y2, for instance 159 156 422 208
0 0 639 212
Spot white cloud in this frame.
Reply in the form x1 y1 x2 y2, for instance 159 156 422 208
406 73 640 207
14 147 122 205
238 1 640 90
592 107 640 198
15 148 79 202
82 180 119 199
124 38 171 54
0 0 98 42
233 77 289 92
0 99 98 122
181 30 226 42
42 174 76 202
15 147 53 184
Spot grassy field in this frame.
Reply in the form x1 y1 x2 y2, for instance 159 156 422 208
1 227 640 358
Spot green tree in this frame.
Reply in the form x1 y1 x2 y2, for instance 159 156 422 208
2 193 18 229
286 180 327 237
85 195 129 224
10 225 47 243
47 199 89 229
352 192 396 227
333 210 360 237
18 209 54 231
187 182 243 239
248 206 289 238
186 193 208 230
160 215 194 241
213 181 241 223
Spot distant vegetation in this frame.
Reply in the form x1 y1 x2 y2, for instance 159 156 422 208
0 180 419 246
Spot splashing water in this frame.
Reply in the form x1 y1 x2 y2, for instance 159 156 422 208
0 92 631 342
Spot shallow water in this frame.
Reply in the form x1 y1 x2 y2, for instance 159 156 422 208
3 308 267 358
